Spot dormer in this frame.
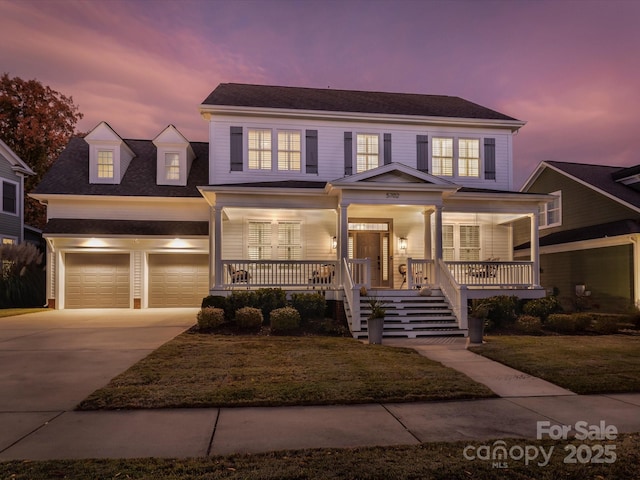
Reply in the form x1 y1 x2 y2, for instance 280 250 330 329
85 122 135 184
152 125 195 186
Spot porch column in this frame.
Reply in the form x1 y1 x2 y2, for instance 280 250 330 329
633 236 640 308
423 209 433 260
212 205 223 289
530 212 540 286
337 204 349 286
434 205 443 283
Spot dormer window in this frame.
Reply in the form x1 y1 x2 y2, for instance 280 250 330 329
97 150 114 179
165 153 180 180
153 125 194 186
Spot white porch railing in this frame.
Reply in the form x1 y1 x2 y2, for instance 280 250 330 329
407 259 435 289
445 261 534 287
438 259 469 330
342 258 371 333
221 260 337 288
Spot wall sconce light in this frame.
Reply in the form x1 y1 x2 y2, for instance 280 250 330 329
168 238 189 249
399 237 407 251
331 236 337 250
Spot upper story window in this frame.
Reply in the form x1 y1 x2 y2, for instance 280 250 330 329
540 190 562 228
248 129 272 170
278 131 301 171
356 134 379 173
97 150 114 179
432 138 453 176
458 139 480 177
165 153 180 180
2 180 17 215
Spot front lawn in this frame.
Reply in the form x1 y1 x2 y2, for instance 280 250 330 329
1 435 638 479
0 308 49 318
469 335 640 394
78 334 494 409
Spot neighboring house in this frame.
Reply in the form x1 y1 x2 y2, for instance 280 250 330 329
516 161 640 312
0 138 35 245
32 83 550 336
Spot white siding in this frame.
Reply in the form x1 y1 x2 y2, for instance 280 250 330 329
209 116 515 191
46 198 209 221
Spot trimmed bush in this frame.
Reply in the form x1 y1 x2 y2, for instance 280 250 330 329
235 307 263 330
573 313 593 332
515 315 543 334
523 296 560 321
545 314 578 333
197 307 225 331
591 315 620 334
270 306 301 333
254 288 287 324
201 295 230 319
0 242 45 308
227 291 257 318
479 296 519 328
290 293 326 323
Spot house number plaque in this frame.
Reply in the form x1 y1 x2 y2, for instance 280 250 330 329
386 192 400 199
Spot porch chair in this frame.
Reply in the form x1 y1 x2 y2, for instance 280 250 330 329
467 258 499 278
310 264 335 284
227 264 250 283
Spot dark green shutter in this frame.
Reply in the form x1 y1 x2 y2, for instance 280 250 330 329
306 130 318 174
416 135 429 172
344 132 352 175
383 133 392 165
230 126 243 171
484 138 496 180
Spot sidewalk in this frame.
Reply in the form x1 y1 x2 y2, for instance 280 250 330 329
1 337 640 460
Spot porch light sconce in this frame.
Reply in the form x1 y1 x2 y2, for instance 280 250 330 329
399 237 408 251
575 284 591 297
331 236 337 251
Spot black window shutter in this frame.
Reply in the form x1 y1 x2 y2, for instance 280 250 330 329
305 130 318 174
416 135 429 172
230 126 243 171
344 132 353 176
383 133 392 165
484 138 496 180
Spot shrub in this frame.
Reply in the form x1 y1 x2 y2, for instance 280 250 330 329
545 314 577 333
254 288 287 324
515 315 543 334
591 315 620 334
290 293 326 323
227 291 257 318
235 307 263 330
201 296 230 319
0 242 45 308
270 307 301 333
473 296 519 328
523 296 560 321
197 307 225 331
573 313 593 332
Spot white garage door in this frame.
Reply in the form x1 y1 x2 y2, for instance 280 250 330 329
148 254 209 307
65 253 130 309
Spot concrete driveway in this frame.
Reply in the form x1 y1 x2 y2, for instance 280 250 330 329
0 309 196 411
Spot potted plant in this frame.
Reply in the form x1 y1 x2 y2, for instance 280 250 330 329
468 299 489 344
367 296 386 345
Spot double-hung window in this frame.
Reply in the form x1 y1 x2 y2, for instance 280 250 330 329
165 153 180 180
248 129 272 170
278 131 301 171
442 224 480 261
540 190 562 228
432 138 453 176
248 220 302 260
248 221 272 260
277 221 302 260
2 181 17 215
356 134 379 173
97 150 114 179
458 139 480 177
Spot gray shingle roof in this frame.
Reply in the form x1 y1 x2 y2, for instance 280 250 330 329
44 218 209 236
202 83 519 121
544 161 640 210
34 137 209 197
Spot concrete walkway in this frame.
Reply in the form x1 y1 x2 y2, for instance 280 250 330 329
1 314 639 460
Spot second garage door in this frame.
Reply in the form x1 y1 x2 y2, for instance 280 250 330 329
148 254 209 307
65 253 130 309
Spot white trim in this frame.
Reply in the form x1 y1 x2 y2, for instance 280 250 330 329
517 234 636 256
539 190 562 229
0 138 35 176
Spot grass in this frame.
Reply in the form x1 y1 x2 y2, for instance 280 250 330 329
0 307 49 318
469 335 640 394
78 334 494 409
1 435 638 479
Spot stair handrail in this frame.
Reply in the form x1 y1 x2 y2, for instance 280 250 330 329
437 259 468 330
343 258 362 333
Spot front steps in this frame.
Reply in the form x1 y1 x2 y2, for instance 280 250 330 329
347 288 467 339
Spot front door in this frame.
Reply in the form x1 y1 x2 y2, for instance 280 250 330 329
352 230 391 288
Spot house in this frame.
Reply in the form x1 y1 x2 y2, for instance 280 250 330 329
32 83 550 336
517 161 640 312
0 138 35 244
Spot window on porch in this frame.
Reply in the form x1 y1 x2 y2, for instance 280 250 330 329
248 220 302 260
443 224 480 261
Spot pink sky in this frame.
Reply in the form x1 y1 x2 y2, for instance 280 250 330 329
1 0 639 187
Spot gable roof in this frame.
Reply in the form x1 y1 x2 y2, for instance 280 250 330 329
33 137 209 197
522 161 640 212
201 83 521 122
0 138 35 176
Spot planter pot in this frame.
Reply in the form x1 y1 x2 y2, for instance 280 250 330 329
468 316 485 344
368 317 384 345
